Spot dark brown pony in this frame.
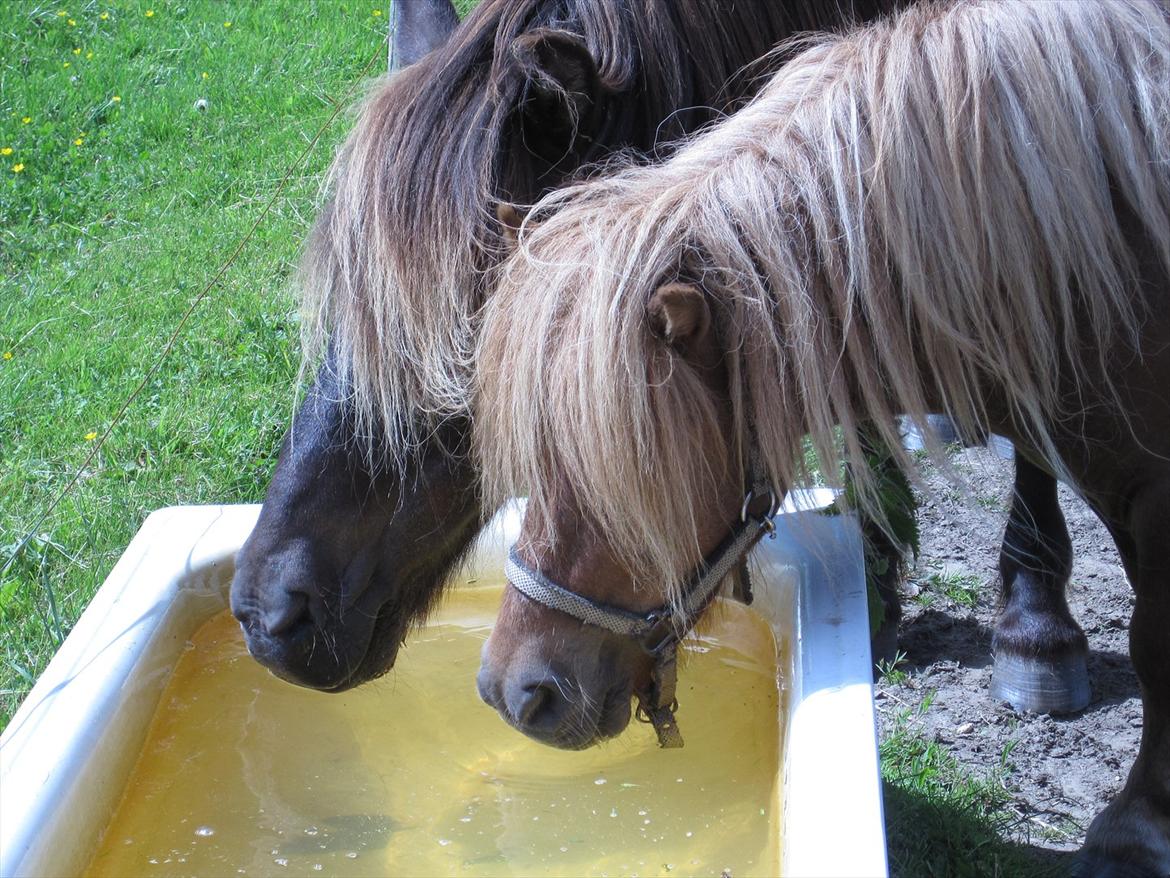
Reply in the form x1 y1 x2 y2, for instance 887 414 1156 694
474 1 1170 872
230 0 916 690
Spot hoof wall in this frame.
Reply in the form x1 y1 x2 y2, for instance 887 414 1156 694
990 651 1090 714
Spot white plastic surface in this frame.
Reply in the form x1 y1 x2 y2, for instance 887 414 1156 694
0 499 885 878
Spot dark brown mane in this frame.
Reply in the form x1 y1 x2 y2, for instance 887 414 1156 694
302 0 906 461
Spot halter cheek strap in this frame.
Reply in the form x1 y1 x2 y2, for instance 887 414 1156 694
504 487 780 748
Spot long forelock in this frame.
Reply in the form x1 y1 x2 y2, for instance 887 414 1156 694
477 0 1170 600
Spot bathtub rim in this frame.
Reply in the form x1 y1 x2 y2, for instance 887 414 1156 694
0 499 885 878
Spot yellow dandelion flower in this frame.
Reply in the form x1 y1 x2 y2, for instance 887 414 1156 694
2 352 13 361
13 163 25 173
22 116 31 124
85 431 98 441
68 18 76 26
100 11 109 20
112 95 121 102
223 21 232 28
145 9 154 17
57 10 67 16
201 71 209 79
73 47 81 55
372 9 383 16
0 147 11 156
73 137 84 146
63 61 71 68
86 51 93 59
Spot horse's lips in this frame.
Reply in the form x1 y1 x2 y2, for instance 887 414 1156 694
237 598 407 693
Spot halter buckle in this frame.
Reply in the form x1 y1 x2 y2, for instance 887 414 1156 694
640 613 677 656
741 488 780 525
636 698 679 724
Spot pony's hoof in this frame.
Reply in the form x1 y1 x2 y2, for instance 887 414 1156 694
990 651 1090 714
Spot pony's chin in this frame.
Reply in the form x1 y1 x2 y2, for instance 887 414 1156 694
509 693 634 751
239 610 405 693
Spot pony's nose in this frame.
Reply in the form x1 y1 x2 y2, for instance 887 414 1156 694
504 673 574 735
231 576 314 641
260 589 310 637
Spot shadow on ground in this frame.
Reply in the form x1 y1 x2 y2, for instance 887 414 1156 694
896 610 1139 706
884 783 1074 877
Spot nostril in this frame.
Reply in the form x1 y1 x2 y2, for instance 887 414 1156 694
262 590 310 637
518 682 554 727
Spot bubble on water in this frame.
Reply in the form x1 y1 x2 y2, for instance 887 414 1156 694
123 838 134 845
637 809 647 816
273 858 288 867
643 819 651 825
676 777 684 783
685 831 694 838
148 859 158 865
559 846 569 853
194 826 215 838
459 816 472 823
438 839 452 847
345 852 358 860
609 808 618 818
304 826 319 836
594 777 607 785
313 865 323 872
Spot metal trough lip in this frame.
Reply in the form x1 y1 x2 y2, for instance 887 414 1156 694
0 496 886 878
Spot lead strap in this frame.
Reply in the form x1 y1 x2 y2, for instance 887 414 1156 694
637 643 683 748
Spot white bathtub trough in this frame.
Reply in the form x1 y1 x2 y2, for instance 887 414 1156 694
0 497 886 877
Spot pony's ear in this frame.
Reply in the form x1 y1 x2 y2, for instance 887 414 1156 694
496 202 530 251
648 283 711 352
390 0 459 69
509 29 606 163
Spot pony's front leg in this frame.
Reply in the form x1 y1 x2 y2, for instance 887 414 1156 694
855 422 916 669
1076 482 1170 877
990 453 1091 714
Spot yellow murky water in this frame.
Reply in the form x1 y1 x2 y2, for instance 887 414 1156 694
85 585 783 878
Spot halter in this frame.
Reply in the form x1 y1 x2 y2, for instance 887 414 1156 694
504 484 780 748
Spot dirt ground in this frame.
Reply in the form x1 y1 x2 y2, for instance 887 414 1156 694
875 445 1142 855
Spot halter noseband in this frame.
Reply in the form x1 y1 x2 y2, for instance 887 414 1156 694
505 485 780 748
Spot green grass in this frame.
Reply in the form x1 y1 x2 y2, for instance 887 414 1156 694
877 649 911 686
912 566 985 609
882 694 1070 877
0 0 395 728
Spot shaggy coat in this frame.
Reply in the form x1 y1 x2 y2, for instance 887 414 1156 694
476 0 1170 593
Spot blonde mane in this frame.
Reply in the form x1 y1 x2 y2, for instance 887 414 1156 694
475 0 1170 591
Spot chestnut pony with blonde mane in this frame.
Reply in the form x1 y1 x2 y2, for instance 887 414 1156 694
476 1 1170 871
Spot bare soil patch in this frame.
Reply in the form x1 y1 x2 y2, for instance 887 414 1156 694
876 445 1141 856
